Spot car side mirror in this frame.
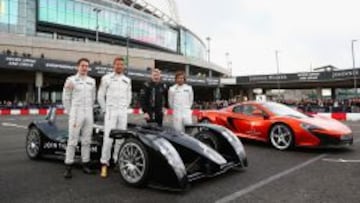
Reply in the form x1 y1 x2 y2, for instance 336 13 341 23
252 110 263 117
252 110 270 119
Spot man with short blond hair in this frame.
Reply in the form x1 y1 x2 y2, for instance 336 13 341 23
98 56 132 178
140 68 168 127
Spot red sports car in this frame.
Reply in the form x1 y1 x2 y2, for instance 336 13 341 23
197 101 353 150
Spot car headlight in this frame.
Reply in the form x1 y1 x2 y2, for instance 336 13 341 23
300 123 322 131
340 134 353 141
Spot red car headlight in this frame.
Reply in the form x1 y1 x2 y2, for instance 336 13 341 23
340 134 353 141
300 123 323 131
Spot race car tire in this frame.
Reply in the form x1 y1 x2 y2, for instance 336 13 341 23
118 138 149 187
194 130 220 151
26 127 42 159
269 123 294 150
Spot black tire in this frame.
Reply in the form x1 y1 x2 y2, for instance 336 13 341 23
269 124 294 150
26 127 42 159
194 130 220 151
118 138 149 187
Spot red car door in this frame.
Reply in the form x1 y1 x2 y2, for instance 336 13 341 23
229 104 268 141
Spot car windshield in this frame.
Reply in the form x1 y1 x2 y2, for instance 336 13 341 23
261 102 309 118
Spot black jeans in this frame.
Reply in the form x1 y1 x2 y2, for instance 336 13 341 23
147 111 163 127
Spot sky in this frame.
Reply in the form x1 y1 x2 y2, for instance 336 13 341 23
175 0 360 76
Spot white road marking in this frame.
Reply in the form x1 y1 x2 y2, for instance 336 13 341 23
215 154 327 203
1 122 27 129
322 158 360 163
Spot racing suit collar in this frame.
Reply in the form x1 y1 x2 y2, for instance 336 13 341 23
112 72 124 78
75 73 87 80
176 83 185 88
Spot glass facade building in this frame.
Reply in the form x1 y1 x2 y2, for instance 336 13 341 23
0 0 207 61
0 0 36 35
38 0 178 52
181 28 206 60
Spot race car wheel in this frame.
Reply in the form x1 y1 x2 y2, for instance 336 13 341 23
118 138 149 187
194 130 219 151
269 124 294 150
26 127 42 159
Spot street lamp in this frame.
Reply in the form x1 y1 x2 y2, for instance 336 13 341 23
126 30 130 68
93 8 102 42
225 52 229 67
206 37 211 62
351 39 358 97
7 0 10 33
228 61 233 76
125 11 132 69
225 52 232 76
275 50 281 100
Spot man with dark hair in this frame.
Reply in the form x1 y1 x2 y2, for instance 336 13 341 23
140 68 168 127
168 71 194 132
77 58 90 66
98 56 132 178
62 58 96 179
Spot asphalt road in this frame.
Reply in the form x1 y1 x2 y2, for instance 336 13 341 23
0 115 359 203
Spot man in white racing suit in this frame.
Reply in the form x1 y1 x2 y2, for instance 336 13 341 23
168 71 194 132
98 57 132 178
62 58 96 179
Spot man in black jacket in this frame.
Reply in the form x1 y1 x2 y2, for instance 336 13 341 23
140 68 168 127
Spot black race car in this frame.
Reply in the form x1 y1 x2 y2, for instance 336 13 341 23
26 108 247 190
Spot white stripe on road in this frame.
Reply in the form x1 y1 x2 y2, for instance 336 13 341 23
322 158 360 163
215 154 327 203
1 122 27 129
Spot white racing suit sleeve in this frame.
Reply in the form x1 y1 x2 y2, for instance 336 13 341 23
128 79 132 107
97 76 106 112
92 78 96 105
62 78 73 114
189 86 194 108
168 87 174 109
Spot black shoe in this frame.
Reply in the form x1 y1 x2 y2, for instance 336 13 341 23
110 160 119 173
82 162 95 174
113 163 119 173
64 165 72 179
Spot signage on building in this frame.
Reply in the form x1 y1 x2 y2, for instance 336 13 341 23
236 69 358 84
0 54 220 86
0 55 37 70
332 69 359 79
